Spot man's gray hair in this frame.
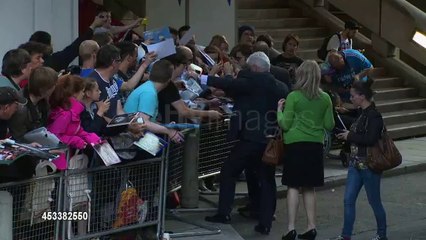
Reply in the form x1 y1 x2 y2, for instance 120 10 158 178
246 51 270 72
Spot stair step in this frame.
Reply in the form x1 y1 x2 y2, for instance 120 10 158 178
271 37 325 50
238 0 290 9
374 88 417 101
298 37 325 49
376 98 426 113
238 18 315 29
387 120 426 139
296 49 319 60
256 27 330 38
372 77 403 89
383 109 426 125
237 8 302 19
369 67 387 78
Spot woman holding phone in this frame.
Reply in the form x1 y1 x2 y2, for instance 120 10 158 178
333 78 388 240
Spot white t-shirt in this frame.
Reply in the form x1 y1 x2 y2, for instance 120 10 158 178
326 33 352 52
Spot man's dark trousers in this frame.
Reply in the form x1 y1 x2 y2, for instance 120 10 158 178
218 140 277 228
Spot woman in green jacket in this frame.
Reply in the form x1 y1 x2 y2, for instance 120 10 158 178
278 60 335 240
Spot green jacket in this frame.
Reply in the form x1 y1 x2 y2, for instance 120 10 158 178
278 90 335 144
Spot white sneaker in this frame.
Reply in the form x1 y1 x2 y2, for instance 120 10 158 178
330 236 346 240
371 235 388 240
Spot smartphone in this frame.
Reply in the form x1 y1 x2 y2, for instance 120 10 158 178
136 117 144 124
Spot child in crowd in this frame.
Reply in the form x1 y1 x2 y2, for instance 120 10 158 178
48 75 101 170
80 78 110 136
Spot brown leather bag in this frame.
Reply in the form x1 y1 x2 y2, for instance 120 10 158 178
367 127 402 173
262 130 284 166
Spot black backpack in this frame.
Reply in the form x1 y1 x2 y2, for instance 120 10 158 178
317 32 342 60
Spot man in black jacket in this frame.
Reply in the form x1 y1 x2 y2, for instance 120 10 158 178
204 52 289 234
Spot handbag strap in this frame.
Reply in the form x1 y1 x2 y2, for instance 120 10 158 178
274 127 281 136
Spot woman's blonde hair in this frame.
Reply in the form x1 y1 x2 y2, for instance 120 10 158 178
293 60 322 100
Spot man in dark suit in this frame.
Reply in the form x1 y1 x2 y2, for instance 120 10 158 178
203 52 289 234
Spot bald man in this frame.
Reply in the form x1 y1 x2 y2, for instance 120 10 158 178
324 49 373 102
79 40 100 77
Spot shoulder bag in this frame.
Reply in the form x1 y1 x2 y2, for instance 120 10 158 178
262 129 284 166
367 127 402 173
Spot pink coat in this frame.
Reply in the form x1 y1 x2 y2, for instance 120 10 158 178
48 97 100 170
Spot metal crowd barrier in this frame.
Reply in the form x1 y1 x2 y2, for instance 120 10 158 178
198 119 237 179
163 118 238 239
166 118 236 193
0 118 237 240
167 141 185 193
0 173 62 240
0 155 167 240
63 158 164 240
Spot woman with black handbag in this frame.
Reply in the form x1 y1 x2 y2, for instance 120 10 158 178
334 78 388 240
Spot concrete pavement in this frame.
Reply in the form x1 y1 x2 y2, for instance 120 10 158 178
232 171 426 240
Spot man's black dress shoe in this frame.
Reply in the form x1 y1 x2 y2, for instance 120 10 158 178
204 214 231 224
254 224 270 235
238 206 276 221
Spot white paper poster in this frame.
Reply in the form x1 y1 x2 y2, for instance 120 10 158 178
147 38 176 59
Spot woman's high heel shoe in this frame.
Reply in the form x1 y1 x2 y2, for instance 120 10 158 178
282 230 297 240
298 229 317 239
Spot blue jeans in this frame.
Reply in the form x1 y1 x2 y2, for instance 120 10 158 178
342 167 387 238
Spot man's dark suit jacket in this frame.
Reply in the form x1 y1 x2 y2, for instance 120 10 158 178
207 70 289 144
270 65 292 91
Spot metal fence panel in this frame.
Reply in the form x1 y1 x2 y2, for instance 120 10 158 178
64 158 162 239
0 174 61 240
166 142 185 193
199 119 237 178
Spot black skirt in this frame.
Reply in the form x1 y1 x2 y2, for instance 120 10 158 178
281 142 324 188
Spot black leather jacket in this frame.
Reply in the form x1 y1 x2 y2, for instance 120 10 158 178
347 104 384 161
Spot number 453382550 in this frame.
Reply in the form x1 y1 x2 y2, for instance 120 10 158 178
42 211 88 221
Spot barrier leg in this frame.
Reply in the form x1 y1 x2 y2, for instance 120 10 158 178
0 191 13 240
166 129 222 238
181 130 199 208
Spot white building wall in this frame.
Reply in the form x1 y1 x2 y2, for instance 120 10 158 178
0 0 78 65
145 0 186 30
189 0 236 48
145 0 236 48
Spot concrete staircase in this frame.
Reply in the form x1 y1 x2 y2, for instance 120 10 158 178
237 1 426 139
